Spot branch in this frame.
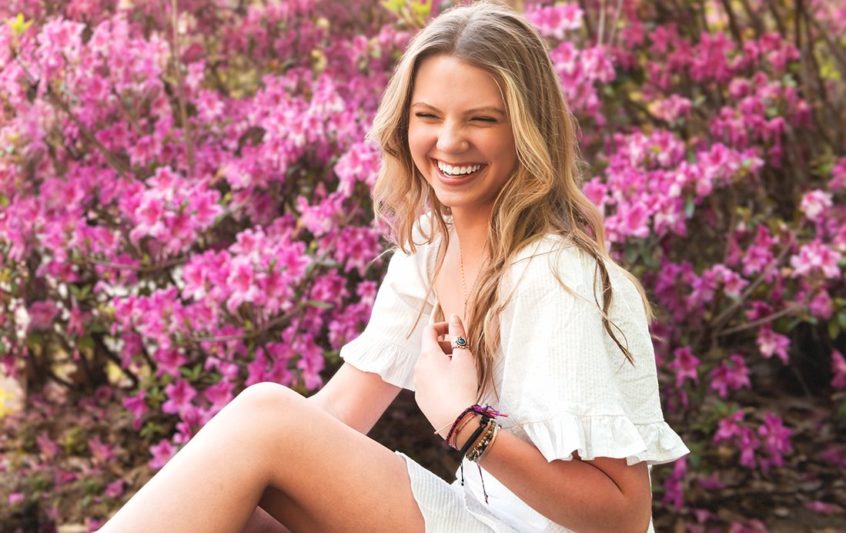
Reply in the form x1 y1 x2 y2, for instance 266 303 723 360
804 10 846 86
12 56 131 177
170 0 196 177
709 244 793 334
607 0 625 47
717 0 744 44
715 303 805 337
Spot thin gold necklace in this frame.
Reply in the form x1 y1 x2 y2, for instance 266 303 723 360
459 240 468 314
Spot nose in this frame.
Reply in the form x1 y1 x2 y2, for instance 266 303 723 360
436 120 469 153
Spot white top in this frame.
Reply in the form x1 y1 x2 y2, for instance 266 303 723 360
340 217 690 532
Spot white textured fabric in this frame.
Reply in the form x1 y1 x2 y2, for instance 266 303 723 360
340 221 690 532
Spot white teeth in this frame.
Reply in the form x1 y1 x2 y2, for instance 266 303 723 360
437 161 482 176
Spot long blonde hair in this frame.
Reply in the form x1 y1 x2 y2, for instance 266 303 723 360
369 1 651 399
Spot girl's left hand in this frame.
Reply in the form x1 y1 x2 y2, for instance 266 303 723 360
413 314 479 439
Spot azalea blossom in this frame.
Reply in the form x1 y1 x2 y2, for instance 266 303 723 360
791 241 842 279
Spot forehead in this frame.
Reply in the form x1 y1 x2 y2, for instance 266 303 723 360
410 54 505 110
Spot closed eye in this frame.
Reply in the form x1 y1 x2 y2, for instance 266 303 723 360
472 117 497 123
414 112 437 119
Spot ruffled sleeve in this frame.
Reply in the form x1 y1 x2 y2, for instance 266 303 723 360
498 237 689 466
338 235 433 391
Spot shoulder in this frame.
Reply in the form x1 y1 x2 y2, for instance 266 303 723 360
506 234 643 309
385 212 441 283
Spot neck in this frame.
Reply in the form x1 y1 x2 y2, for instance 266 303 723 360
450 206 491 262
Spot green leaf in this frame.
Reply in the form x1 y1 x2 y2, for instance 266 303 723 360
306 299 333 309
381 0 405 15
684 196 695 218
78 335 95 353
7 14 32 36
828 320 840 340
140 421 164 440
180 363 203 382
410 0 432 19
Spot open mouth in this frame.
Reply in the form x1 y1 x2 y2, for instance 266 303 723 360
433 159 486 179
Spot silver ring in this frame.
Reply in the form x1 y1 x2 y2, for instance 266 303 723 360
451 336 470 351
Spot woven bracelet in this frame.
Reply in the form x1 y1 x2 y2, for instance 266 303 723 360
459 415 491 458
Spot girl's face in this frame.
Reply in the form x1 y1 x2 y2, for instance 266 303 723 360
407 54 518 217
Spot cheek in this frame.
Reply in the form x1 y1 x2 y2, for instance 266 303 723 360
407 128 429 165
406 130 432 182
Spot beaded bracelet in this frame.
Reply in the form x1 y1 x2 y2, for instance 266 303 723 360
443 404 508 448
468 421 499 463
458 415 491 457
448 405 508 505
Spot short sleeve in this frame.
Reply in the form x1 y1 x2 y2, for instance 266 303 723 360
339 244 433 390
499 238 690 466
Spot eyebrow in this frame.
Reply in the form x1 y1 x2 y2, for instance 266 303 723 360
411 102 506 115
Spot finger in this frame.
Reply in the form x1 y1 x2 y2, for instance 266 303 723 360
421 323 452 359
420 323 442 353
448 314 469 351
430 321 450 336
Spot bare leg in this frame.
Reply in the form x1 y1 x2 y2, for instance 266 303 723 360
242 506 291 533
99 382 425 533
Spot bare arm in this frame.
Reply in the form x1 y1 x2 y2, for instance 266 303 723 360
417 317 653 533
454 417 652 533
308 362 402 435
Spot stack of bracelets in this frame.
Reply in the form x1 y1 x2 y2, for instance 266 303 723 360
443 404 508 503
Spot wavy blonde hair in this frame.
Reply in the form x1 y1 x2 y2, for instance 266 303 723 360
369 0 651 399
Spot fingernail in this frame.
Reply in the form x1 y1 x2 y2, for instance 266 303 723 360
450 314 460 325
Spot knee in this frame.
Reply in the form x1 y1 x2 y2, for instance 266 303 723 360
234 382 302 413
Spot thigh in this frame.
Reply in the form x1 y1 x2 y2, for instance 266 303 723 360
248 383 425 533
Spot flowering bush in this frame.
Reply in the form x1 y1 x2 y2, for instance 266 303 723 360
0 0 843 529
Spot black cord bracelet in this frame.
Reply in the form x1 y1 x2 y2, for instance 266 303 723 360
458 415 490 458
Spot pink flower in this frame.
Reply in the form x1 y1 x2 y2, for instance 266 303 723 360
356 280 378 306
791 241 842 279
8 492 24 505
710 264 748 297
809 290 833 319
334 141 380 197
105 479 125 499
829 156 846 190
737 426 760 468
652 95 692 122
709 354 751 398
756 326 790 364
154 348 187 378
525 4 584 39
582 178 608 211
203 381 234 411
804 501 842 514
618 201 651 239
661 457 686 509
668 346 700 387
37 432 60 460
714 410 745 442
148 439 176 470
295 336 325 390
123 391 148 431
27 300 59 331
226 257 260 313
88 436 115 464
162 380 197 415
799 190 833 222
757 413 792 468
